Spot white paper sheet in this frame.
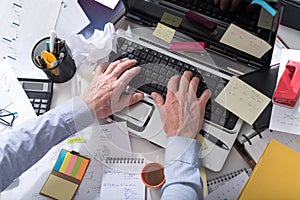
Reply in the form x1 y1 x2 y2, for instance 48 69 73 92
0 0 61 79
0 122 133 199
55 0 90 39
269 49 300 135
0 60 36 132
94 0 120 9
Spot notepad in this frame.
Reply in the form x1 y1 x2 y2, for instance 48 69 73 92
40 149 90 200
100 157 146 200
239 139 300 199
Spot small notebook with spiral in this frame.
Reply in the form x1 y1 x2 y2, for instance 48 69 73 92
100 157 146 200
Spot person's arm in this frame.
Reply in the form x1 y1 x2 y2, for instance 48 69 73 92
0 96 94 191
0 58 144 192
151 71 211 200
162 136 203 200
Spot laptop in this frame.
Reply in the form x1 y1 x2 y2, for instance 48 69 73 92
108 0 282 171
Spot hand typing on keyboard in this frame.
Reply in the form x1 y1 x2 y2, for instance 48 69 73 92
81 58 144 119
151 71 211 139
214 0 241 11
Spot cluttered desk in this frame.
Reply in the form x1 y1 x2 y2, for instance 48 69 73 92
1 0 300 199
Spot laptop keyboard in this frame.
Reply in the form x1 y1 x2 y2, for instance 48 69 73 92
164 0 260 33
110 37 239 130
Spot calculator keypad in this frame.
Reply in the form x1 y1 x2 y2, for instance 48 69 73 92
29 98 48 115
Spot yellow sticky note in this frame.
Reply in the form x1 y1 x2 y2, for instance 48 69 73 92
215 76 270 125
161 12 182 28
152 22 176 43
220 24 271 58
197 134 208 150
40 174 78 200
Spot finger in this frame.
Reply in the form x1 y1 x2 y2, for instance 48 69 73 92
119 93 144 108
151 92 166 120
104 58 129 74
151 92 165 106
214 0 221 4
112 59 137 78
95 62 108 75
229 0 240 11
198 89 211 109
116 66 141 93
179 71 193 94
189 76 200 98
167 75 180 97
220 0 231 10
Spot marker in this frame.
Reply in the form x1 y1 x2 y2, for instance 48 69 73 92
199 129 229 150
49 29 57 54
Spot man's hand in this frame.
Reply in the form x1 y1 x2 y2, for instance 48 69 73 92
214 0 241 11
81 58 144 119
151 71 211 139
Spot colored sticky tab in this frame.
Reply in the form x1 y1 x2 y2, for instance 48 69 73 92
76 158 90 180
59 152 72 173
53 149 67 171
67 137 86 144
65 154 78 175
70 157 83 179
161 12 183 28
152 22 176 43
169 42 206 52
251 0 277 16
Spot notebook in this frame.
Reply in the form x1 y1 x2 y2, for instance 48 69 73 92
207 167 252 193
40 149 90 200
108 0 282 171
239 139 300 199
100 157 146 200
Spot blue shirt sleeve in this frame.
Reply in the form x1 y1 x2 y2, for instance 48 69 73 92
161 136 204 200
0 96 94 191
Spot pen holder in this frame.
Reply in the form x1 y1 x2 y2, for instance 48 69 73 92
31 37 76 83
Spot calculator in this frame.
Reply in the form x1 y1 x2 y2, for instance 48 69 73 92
18 78 53 116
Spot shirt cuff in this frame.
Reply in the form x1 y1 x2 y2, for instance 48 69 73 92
165 136 201 167
54 96 95 134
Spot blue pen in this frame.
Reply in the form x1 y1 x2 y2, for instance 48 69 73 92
199 129 229 150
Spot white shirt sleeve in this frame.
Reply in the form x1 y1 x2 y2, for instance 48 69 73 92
161 136 204 200
0 96 94 191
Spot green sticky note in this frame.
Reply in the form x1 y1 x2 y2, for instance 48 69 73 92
66 137 85 144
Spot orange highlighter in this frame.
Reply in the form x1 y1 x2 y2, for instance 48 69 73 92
41 50 59 76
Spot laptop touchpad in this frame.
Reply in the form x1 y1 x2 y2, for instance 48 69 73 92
111 100 154 132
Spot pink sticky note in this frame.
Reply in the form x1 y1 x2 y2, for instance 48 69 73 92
169 42 206 52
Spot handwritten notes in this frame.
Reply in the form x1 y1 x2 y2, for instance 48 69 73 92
215 76 270 125
269 49 300 135
100 158 145 200
152 22 176 43
220 24 271 58
160 12 182 28
82 122 132 162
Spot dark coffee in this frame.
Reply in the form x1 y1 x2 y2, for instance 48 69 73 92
143 168 164 186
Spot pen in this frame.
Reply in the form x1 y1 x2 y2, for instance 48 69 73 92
199 129 229 150
49 29 56 54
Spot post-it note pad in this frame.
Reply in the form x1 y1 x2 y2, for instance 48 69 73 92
215 76 270 125
40 149 90 200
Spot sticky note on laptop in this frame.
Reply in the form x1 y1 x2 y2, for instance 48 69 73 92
40 149 90 200
215 76 270 125
220 24 271 58
152 22 176 43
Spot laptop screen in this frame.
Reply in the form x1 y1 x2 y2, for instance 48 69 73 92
122 0 281 69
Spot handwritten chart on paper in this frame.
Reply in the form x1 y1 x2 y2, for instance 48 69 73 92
215 76 270 125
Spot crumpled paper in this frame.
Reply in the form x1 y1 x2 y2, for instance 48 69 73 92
66 22 117 70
